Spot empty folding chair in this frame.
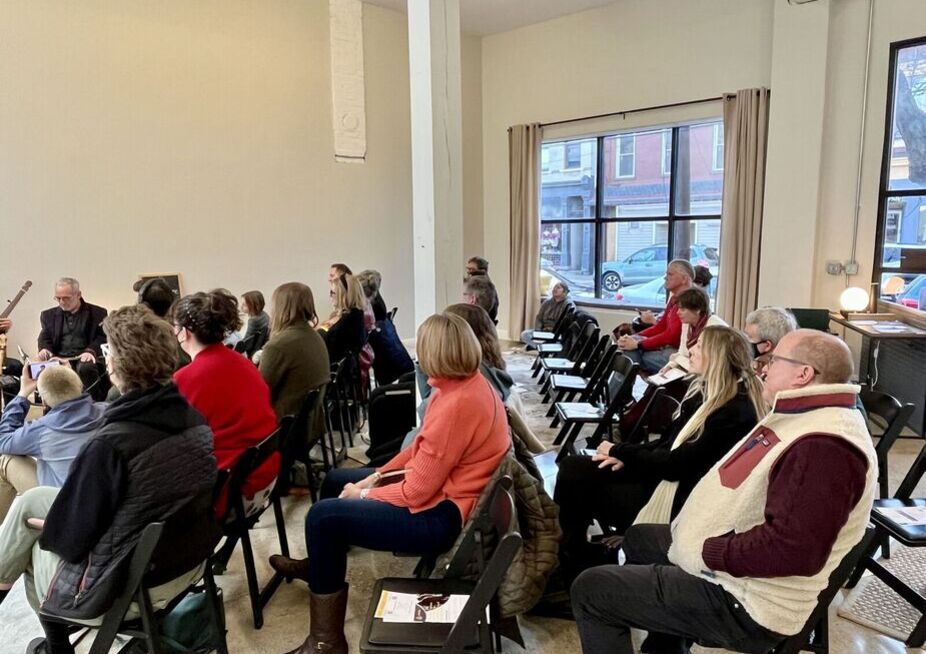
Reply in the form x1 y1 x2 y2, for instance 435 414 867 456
528 305 576 343
860 389 915 557
536 321 599 386
845 430 926 647
546 341 617 423
553 355 642 462
360 477 522 654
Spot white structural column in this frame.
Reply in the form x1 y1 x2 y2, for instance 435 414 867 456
758 0 831 307
408 0 464 326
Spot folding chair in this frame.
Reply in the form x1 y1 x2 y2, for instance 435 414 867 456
213 427 289 629
553 356 643 462
360 477 522 654
388 307 398 322
860 389 915 557
539 330 607 400
530 312 593 377
528 305 576 343
278 390 325 500
845 431 926 647
546 342 617 422
39 517 227 654
536 321 599 386
365 379 418 467
769 529 876 654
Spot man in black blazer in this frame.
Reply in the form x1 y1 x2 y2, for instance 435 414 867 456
37 277 108 400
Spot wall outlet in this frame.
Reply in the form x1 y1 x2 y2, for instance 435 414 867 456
826 261 844 275
844 261 860 275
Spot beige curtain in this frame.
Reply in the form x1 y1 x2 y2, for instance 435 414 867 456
717 88 770 328
509 123 543 336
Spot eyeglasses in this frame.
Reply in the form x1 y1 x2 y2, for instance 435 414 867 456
767 353 820 375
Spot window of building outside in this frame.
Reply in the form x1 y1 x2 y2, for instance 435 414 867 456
540 121 723 309
875 37 926 313
712 124 724 172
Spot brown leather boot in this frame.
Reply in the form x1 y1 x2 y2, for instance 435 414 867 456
269 554 310 582
283 586 349 654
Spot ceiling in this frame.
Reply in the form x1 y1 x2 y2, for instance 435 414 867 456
362 0 618 36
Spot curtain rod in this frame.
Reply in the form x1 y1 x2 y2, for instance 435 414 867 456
536 95 726 129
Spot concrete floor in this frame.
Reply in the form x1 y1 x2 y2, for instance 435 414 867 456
2 348 925 653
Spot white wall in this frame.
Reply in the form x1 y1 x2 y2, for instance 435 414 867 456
0 0 484 353
481 0 775 338
813 0 926 309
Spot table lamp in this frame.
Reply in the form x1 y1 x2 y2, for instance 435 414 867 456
839 286 870 318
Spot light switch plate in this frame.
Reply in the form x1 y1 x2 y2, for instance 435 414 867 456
826 261 844 275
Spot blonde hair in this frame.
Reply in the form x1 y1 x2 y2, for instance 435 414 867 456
675 326 767 443
271 282 318 334
331 274 366 315
37 366 83 408
104 305 178 393
416 312 482 379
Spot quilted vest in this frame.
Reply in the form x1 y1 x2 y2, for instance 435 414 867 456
42 414 217 619
668 383 876 636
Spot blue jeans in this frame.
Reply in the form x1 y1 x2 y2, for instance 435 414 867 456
622 347 675 374
306 468 462 593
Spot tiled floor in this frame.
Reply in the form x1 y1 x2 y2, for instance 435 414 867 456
2 349 926 653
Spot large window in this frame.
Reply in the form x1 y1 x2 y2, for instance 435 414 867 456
876 38 926 312
540 120 724 308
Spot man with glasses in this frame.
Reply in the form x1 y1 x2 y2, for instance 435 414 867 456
572 329 876 654
37 277 108 400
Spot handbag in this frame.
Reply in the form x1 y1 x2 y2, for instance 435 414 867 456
158 586 226 653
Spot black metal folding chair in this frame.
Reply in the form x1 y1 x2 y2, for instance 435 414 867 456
546 342 617 423
769 529 876 654
536 321 599 386
528 305 576 343
360 477 522 654
860 389 915 557
845 429 926 647
213 427 289 629
39 518 228 654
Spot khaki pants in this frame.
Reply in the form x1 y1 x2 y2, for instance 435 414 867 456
0 454 39 525
0 486 203 624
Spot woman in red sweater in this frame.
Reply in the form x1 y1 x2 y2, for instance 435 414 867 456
171 289 279 518
273 312 510 654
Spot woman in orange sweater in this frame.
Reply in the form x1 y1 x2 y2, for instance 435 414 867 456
273 312 510 654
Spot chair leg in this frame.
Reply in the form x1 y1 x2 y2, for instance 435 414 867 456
552 420 572 446
556 423 584 463
212 535 239 576
908 614 926 649
239 530 264 629
845 536 879 589
138 587 165 654
274 496 290 558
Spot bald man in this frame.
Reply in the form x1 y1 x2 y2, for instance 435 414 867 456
572 330 877 654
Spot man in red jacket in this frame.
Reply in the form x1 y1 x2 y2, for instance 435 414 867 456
616 259 694 373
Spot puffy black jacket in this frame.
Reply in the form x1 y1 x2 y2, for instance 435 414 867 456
40 383 220 620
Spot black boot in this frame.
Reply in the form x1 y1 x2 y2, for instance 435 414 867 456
269 554 310 582
282 586 349 654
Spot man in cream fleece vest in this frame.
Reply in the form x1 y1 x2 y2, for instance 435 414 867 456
571 330 876 654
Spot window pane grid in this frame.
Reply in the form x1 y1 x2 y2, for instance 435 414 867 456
540 120 723 307
875 38 926 312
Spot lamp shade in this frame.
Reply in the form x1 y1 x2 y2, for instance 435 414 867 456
839 286 870 312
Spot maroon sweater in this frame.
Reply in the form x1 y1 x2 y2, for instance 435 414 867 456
702 435 868 577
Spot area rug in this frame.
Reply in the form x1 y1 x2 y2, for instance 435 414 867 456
838 545 926 642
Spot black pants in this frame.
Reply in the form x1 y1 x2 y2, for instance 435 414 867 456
74 361 106 401
571 525 784 654
554 455 658 579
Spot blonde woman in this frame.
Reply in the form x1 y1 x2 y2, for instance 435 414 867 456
320 274 367 364
272 312 510 654
555 326 766 581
